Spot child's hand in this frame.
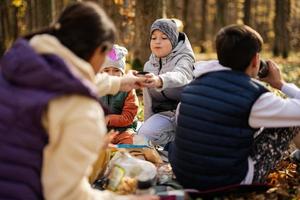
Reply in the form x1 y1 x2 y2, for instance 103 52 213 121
120 70 147 91
259 60 285 90
101 130 118 149
142 73 162 88
105 116 110 125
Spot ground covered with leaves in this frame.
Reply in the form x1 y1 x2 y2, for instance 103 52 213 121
221 158 300 200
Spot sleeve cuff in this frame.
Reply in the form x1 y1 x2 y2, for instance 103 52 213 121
281 83 300 98
109 76 121 95
95 73 121 96
155 75 165 92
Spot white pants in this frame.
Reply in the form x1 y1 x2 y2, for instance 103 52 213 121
138 113 175 147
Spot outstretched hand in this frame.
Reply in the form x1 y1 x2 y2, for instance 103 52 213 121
119 70 163 91
141 73 163 88
119 70 147 91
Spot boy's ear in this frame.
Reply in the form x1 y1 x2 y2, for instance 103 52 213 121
245 53 259 77
250 53 259 69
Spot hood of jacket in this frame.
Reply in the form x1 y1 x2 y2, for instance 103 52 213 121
193 60 231 78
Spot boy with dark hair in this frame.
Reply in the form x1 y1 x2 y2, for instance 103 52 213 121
216 25 263 71
169 24 300 191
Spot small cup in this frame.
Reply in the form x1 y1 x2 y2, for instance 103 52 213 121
136 71 150 77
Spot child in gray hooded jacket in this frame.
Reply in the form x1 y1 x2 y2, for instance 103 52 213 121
138 18 195 147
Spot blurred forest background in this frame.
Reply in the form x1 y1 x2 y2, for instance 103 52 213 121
1 0 300 84
1 1 300 198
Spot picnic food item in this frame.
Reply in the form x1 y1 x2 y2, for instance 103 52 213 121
127 147 163 164
105 151 157 194
111 144 163 164
116 177 137 195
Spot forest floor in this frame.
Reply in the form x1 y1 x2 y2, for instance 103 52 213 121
218 153 300 200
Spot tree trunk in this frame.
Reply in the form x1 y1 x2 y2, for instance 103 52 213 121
36 0 52 28
182 0 201 48
273 0 291 58
243 0 251 25
200 0 207 52
0 1 17 54
165 0 184 20
26 0 34 31
12 4 19 39
282 0 291 58
52 0 65 20
215 0 227 32
182 0 189 33
0 1 6 56
101 1 123 44
166 0 177 18
132 0 163 71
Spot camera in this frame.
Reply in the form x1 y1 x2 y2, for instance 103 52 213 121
136 71 150 76
258 59 269 78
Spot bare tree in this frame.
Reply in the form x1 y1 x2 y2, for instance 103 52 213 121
37 0 52 28
0 1 7 56
273 0 291 58
100 1 123 43
243 0 251 25
52 0 66 20
132 0 163 71
200 0 207 52
165 0 184 19
182 0 189 33
0 0 18 55
215 0 228 32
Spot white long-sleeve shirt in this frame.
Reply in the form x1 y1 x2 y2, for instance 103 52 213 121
249 83 300 128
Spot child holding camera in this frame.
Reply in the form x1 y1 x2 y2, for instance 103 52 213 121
169 24 300 190
138 18 195 148
100 45 138 144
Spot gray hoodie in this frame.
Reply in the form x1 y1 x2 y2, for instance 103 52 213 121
143 33 195 119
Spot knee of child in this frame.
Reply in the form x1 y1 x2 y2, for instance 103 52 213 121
138 124 160 141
